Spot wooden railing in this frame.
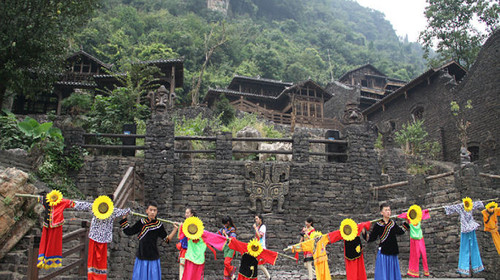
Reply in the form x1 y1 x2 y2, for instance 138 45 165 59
113 164 137 209
82 133 146 150
79 130 349 161
230 99 342 130
27 221 89 280
370 171 456 200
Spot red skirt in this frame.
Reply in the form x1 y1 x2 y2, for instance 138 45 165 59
182 260 204 280
345 254 367 280
88 239 108 280
37 226 63 269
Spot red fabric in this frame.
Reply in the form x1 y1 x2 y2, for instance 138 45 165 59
407 238 429 277
207 243 217 260
88 239 108 280
223 257 236 280
182 259 205 280
227 238 278 265
37 226 63 269
344 253 367 280
48 198 74 227
237 274 256 280
202 230 228 251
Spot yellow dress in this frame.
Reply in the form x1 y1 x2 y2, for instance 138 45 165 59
292 235 332 280
482 208 500 255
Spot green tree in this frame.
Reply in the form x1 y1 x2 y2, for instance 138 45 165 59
0 0 101 108
419 0 499 68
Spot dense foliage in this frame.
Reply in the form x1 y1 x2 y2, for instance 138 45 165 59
74 0 427 105
420 0 499 69
0 112 84 196
0 0 101 107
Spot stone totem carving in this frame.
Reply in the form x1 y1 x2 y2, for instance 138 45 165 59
341 102 364 124
148 85 175 114
245 163 290 213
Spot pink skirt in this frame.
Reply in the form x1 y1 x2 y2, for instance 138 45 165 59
182 260 204 280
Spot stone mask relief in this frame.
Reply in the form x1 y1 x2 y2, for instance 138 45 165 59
244 163 290 213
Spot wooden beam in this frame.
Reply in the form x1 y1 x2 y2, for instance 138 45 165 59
170 65 175 107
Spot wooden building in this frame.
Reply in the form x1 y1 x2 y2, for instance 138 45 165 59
204 75 342 129
11 51 183 115
364 61 469 162
338 64 406 110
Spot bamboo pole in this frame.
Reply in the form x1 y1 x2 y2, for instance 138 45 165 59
131 212 179 226
15 194 40 198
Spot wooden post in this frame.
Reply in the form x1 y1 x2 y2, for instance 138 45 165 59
27 236 40 280
79 221 89 276
170 65 176 107
56 91 62 115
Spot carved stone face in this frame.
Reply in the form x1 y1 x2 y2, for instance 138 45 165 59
342 103 363 124
155 85 169 113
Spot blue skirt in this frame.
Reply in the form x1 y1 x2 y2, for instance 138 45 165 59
132 258 161 280
374 250 402 280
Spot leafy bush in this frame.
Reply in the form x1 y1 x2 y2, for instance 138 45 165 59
213 94 235 126
0 110 29 150
222 113 283 138
394 120 441 162
61 92 93 115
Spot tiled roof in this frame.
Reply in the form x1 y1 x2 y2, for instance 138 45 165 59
231 75 293 86
339 63 385 81
68 50 113 69
363 61 467 116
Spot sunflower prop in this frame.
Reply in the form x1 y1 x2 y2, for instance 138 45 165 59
462 197 473 212
340 219 358 241
407 204 423 226
247 238 263 257
182 216 204 240
92 195 114 220
46 190 63 206
485 201 498 210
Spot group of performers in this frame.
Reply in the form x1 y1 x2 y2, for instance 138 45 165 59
23 189 499 280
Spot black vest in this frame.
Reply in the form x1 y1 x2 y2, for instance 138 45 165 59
239 253 259 278
344 236 363 260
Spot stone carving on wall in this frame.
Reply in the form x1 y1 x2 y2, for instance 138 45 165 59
148 85 176 114
342 102 364 124
244 163 290 213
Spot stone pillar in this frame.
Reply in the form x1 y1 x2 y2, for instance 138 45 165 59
61 126 84 154
144 114 175 214
292 131 309 162
216 131 232 160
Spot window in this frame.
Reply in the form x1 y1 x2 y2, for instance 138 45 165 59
361 80 367 87
468 146 480 162
411 106 424 121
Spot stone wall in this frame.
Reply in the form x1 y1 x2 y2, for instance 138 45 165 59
324 81 359 121
442 29 500 164
68 113 498 280
366 29 500 165
74 155 143 197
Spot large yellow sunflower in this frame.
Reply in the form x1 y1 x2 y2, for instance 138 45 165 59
46 190 63 206
485 201 498 210
247 238 263 257
182 217 204 240
92 195 114 220
407 204 423 226
462 197 473 212
340 219 358 241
